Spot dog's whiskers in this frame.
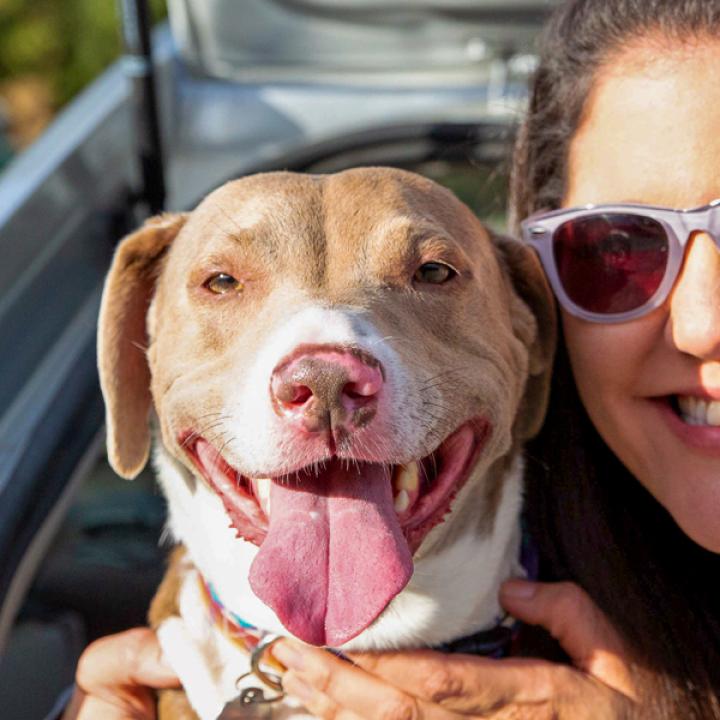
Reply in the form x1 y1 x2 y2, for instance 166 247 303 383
180 431 199 449
422 399 452 413
188 424 232 455
420 367 467 384
205 430 231 452
194 411 226 422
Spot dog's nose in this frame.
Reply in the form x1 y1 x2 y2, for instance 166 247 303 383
270 347 384 433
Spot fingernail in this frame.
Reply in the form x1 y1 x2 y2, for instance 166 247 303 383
283 670 314 702
272 640 306 671
501 579 538 600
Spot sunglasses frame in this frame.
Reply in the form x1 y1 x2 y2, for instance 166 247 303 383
521 199 720 324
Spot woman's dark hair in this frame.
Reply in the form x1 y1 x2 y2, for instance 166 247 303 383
526 343 720 717
510 0 720 225
512 1 720 716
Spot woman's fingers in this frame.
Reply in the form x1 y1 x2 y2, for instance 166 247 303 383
276 641 632 720
62 627 180 720
272 581 642 719
350 651 563 714
274 640 459 719
282 671 365 720
500 580 638 700
273 639 578 718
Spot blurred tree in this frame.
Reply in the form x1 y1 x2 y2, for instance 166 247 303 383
0 0 166 149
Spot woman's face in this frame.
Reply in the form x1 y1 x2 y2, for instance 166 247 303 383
563 37 720 551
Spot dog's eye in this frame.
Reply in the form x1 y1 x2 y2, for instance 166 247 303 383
204 273 242 294
414 262 456 285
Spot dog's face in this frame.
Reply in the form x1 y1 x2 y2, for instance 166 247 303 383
99 168 554 647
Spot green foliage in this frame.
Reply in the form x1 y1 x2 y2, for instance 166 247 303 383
0 0 167 109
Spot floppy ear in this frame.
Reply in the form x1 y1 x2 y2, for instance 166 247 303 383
493 232 557 440
98 213 188 479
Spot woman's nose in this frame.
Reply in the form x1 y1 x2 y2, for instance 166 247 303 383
668 232 720 359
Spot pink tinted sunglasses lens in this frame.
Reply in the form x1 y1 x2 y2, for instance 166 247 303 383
553 213 670 314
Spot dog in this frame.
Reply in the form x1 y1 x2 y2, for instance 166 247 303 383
97 167 555 719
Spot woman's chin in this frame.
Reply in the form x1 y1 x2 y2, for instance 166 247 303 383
662 480 720 554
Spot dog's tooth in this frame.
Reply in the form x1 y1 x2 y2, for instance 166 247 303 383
253 478 272 515
394 489 410 514
395 463 419 492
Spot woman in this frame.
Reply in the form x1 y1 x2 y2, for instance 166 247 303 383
66 0 720 717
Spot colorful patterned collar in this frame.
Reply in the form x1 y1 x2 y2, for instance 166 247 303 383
197 575 269 654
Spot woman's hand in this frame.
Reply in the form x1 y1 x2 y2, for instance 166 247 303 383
62 627 180 720
272 580 643 719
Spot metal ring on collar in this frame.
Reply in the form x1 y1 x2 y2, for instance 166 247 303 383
250 635 285 692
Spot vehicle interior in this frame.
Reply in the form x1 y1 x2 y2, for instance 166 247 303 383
0 2 557 716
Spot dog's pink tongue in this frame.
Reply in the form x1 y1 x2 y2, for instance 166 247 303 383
249 462 412 646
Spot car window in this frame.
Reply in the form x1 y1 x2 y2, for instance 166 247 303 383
169 0 557 81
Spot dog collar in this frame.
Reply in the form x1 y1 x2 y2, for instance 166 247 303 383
199 573 517 659
433 613 518 658
198 574 269 654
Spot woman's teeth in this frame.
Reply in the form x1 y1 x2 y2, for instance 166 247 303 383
677 396 720 426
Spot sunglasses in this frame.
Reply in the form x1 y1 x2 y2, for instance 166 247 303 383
521 199 720 323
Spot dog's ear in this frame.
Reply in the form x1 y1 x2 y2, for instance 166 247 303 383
98 213 188 479
493 232 556 440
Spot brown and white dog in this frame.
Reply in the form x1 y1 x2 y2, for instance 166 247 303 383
97 168 554 719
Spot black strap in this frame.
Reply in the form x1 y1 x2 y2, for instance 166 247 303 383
433 619 516 658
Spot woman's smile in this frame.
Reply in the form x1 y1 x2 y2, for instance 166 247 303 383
674 395 720 427
659 394 720 454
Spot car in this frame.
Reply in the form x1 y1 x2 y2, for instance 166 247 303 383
0 1 558 716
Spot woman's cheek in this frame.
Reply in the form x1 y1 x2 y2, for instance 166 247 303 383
561 310 657 481
562 313 633 422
